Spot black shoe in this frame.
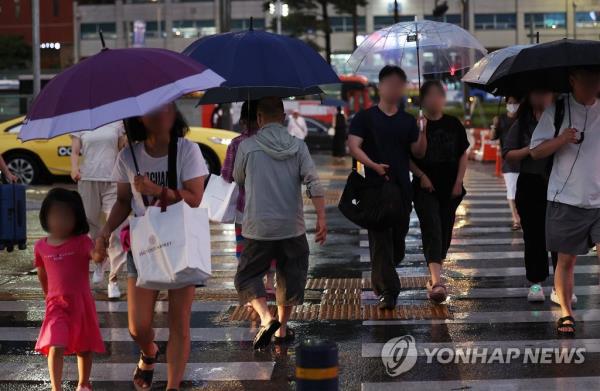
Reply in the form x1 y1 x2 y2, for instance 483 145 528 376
377 295 396 311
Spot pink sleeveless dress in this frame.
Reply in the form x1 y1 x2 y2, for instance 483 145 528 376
34 235 105 356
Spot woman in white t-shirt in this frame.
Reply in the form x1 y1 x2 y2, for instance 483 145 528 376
71 121 127 299
92 103 208 391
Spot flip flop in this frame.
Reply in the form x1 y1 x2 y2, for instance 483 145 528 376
511 222 521 231
253 319 281 350
273 327 295 345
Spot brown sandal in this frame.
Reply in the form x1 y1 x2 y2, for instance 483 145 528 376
426 280 448 303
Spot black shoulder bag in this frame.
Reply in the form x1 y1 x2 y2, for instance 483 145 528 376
338 112 408 231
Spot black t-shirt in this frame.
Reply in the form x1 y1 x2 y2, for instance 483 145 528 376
349 106 419 192
413 114 470 197
493 114 519 173
502 116 550 177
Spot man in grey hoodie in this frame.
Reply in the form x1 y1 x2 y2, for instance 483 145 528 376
233 96 327 349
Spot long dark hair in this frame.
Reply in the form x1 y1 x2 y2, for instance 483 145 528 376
123 107 189 142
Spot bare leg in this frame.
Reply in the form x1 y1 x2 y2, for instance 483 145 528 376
274 305 293 338
428 262 442 286
250 297 275 327
48 346 65 391
127 277 159 388
554 253 576 330
166 285 195 390
76 351 93 388
508 199 520 226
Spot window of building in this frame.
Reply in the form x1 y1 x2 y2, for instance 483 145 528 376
424 13 462 25
373 15 414 30
575 11 599 28
128 21 166 39
231 18 265 31
172 19 215 38
524 12 566 29
474 13 516 30
329 16 366 33
80 22 117 40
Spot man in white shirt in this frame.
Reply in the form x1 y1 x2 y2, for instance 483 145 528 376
287 110 309 140
530 67 600 335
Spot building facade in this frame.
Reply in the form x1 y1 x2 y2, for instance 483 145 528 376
73 0 600 67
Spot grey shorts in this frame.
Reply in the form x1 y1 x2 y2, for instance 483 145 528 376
546 202 600 255
126 252 137 279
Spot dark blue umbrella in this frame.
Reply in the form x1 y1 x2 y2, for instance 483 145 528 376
182 25 340 103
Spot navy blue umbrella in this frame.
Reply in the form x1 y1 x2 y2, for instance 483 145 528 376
182 25 340 103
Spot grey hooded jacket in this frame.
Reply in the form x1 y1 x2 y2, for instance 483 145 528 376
233 122 324 240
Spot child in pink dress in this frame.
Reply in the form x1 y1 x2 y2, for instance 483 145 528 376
35 188 105 391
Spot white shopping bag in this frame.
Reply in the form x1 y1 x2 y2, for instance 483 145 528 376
200 175 239 223
129 201 211 290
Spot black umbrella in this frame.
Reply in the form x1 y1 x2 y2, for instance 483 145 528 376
485 39 600 96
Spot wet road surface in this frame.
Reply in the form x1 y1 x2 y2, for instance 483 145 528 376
0 155 597 390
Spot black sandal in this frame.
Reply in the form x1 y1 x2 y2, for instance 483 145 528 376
133 344 159 391
253 319 281 350
557 316 576 336
273 327 295 345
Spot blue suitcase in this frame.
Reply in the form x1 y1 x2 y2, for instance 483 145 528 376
0 184 27 252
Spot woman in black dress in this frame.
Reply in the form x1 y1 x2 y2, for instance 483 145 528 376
409 80 470 303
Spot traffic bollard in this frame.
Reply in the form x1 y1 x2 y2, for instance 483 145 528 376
296 338 338 391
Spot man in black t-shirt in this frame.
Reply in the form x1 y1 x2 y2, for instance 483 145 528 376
348 65 427 310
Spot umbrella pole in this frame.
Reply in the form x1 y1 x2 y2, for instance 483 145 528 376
123 119 150 205
415 22 424 130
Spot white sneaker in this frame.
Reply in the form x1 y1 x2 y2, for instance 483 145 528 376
527 284 545 302
92 263 104 285
550 289 577 306
107 281 121 299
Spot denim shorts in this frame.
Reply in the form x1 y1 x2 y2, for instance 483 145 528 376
126 252 137 279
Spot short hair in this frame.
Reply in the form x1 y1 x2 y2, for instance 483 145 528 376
39 188 89 236
379 65 407 82
257 97 284 118
240 100 259 123
124 106 189 142
419 80 445 100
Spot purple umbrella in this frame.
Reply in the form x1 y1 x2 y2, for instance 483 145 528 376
19 47 224 141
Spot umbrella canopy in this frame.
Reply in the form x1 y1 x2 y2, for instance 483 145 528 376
198 86 323 105
485 39 600 96
20 48 224 141
347 20 487 83
462 44 532 91
182 28 340 103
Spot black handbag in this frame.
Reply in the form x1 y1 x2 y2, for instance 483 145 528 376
338 112 408 231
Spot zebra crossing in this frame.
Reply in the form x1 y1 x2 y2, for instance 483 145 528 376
358 169 600 390
0 162 598 390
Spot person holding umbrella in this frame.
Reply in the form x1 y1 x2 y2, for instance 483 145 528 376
348 65 427 310
530 66 600 335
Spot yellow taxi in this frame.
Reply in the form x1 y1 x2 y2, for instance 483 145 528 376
0 116 237 184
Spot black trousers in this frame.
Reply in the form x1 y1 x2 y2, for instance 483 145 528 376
515 173 557 283
368 201 411 297
413 185 463 263
234 234 309 306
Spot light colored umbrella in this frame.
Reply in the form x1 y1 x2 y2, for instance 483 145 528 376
348 20 487 86
462 45 532 92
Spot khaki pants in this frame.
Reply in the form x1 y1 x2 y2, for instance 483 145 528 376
78 180 127 280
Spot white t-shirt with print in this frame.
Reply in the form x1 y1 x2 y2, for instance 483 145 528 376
530 94 600 208
72 121 125 181
112 138 209 216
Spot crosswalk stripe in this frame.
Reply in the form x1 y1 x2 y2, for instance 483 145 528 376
361 377 600 391
0 361 274 382
360 238 524 247
0 301 235 313
361 227 518 235
362 338 600 357
362 308 600 326
0 326 255 342
361 263 597 277
360 251 525 263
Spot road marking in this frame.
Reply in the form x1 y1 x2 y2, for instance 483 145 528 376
362 338 600 357
0 361 274 382
0 327 255 342
0 300 235 313
360 238 524 247
361 377 600 391
362 309 600 326
361 263 597 277
360 251 525 263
